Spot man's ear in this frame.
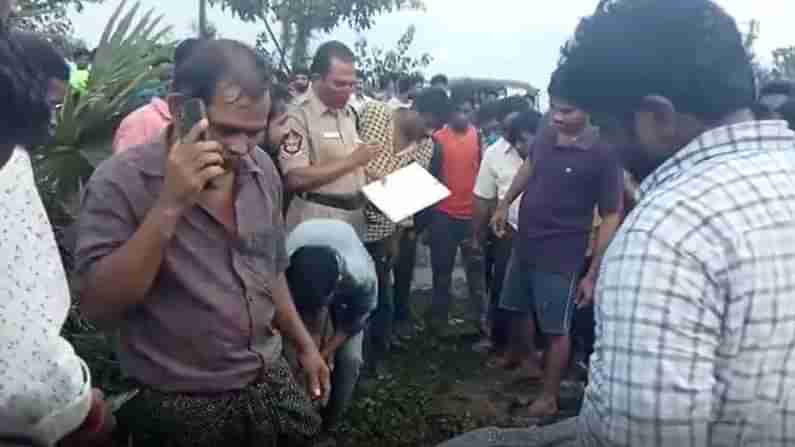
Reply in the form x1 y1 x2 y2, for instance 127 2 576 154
635 95 678 144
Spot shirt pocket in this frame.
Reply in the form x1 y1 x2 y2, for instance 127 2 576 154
314 128 351 162
233 228 280 298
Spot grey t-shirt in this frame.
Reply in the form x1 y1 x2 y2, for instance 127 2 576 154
286 219 377 334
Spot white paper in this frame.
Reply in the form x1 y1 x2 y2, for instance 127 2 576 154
362 162 451 223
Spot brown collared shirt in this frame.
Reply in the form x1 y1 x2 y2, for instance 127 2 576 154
75 141 289 393
279 88 366 237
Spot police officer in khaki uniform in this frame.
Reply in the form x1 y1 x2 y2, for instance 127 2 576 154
278 41 379 238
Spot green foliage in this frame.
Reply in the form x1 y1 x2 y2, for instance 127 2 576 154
210 0 424 69
341 368 477 447
772 46 795 80
213 0 423 30
31 0 172 220
11 0 102 37
355 25 432 85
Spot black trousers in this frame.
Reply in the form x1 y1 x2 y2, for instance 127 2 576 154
393 228 418 323
488 229 515 350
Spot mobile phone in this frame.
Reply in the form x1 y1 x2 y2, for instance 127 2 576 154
177 97 207 141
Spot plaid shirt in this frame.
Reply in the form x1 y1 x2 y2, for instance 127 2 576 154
579 121 795 446
360 101 435 242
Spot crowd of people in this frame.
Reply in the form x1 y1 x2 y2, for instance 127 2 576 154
4 0 795 446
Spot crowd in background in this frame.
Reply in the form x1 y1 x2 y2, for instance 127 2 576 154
5 0 795 446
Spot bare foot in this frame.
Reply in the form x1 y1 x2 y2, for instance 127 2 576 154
527 394 559 418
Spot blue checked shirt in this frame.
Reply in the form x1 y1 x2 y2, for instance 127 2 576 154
579 121 795 446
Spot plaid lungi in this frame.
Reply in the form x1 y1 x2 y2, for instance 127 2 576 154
117 357 322 447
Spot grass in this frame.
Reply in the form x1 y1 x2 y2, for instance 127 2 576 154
64 280 584 446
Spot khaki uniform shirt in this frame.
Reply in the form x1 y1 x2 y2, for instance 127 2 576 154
279 89 366 237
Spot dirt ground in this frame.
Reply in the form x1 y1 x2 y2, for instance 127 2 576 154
338 249 586 447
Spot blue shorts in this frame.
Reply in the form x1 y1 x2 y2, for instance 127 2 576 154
498 250 578 336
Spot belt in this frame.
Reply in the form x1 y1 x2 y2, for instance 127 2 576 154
298 191 366 211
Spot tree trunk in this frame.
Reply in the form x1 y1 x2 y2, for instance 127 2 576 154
198 0 208 38
291 18 310 70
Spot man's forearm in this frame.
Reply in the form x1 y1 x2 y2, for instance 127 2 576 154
273 274 317 354
473 195 495 241
499 159 532 208
284 157 362 193
323 332 350 356
587 213 621 276
81 202 182 326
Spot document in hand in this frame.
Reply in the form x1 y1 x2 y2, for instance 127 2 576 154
362 162 451 223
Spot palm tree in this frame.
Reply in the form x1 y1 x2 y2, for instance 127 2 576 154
31 0 172 226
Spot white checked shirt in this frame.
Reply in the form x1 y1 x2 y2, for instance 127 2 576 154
473 138 524 230
579 121 795 446
0 148 92 444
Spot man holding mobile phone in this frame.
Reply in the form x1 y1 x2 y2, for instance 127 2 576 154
75 39 327 446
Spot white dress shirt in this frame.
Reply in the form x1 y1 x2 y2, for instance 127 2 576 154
0 148 91 444
580 121 795 446
473 138 524 229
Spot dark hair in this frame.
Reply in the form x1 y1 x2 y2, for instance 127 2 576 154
751 101 777 120
174 38 201 68
554 0 754 122
271 83 292 106
414 87 452 122
777 99 795 131
310 41 354 77
430 74 448 86
397 77 413 95
475 100 501 125
292 66 310 78
286 246 340 313
0 28 52 147
497 96 531 122
73 47 91 59
455 97 474 110
174 39 271 105
760 80 795 98
506 110 543 145
11 32 69 82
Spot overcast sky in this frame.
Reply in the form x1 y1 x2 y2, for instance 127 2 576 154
69 0 795 99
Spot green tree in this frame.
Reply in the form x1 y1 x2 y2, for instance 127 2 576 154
743 20 774 87
772 46 795 80
354 25 431 87
211 0 424 70
32 0 172 223
11 0 103 37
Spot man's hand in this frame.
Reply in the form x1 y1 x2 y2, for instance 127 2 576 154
576 273 596 309
298 346 331 402
157 119 225 213
320 346 337 370
351 142 381 167
490 203 509 238
59 389 115 447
